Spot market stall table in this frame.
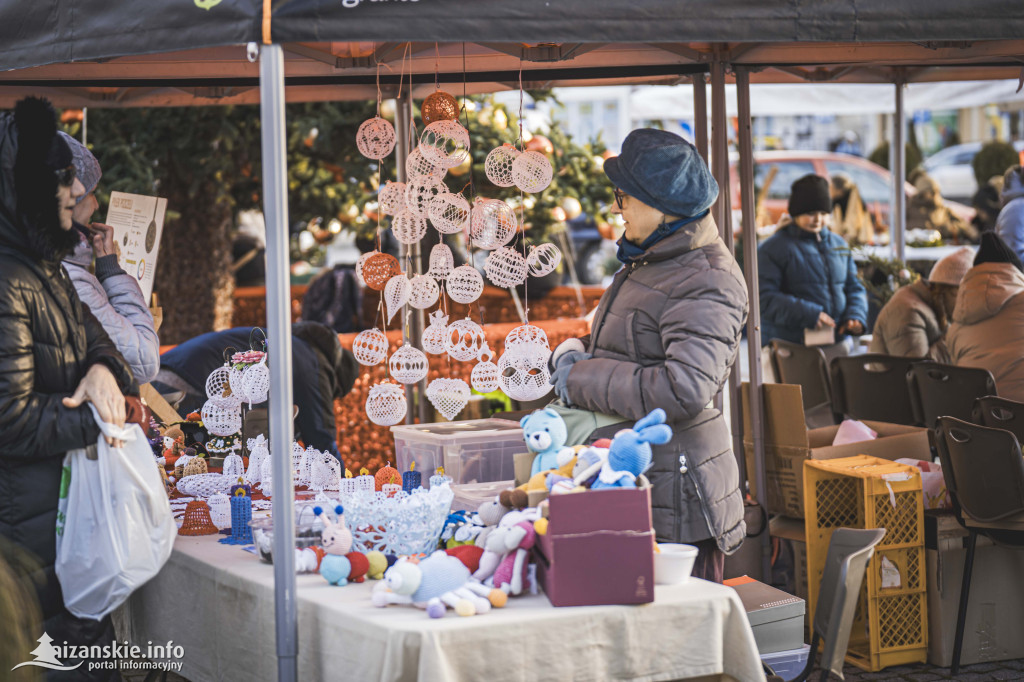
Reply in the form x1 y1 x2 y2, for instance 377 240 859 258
114 534 766 682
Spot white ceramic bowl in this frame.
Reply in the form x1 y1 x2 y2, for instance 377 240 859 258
654 543 699 585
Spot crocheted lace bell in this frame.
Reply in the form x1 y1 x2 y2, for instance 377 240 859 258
427 243 455 280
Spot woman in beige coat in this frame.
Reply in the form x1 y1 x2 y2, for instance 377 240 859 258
947 233 1024 401
869 247 973 361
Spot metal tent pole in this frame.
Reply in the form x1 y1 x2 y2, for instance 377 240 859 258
736 67 771 581
692 74 709 164
893 80 907 263
259 43 298 682
709 57 744 464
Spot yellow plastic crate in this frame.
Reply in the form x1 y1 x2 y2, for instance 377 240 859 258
804 455 928 671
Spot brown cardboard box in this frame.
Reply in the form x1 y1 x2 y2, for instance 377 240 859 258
513 451 549 508
742 383 930 517
925 513 1024 666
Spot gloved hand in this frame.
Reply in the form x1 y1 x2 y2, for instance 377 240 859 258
548 350 590 404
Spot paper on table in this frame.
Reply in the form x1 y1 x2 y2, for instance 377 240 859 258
104 191 167 302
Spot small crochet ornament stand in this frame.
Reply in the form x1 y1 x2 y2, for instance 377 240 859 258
179 501 219 536
219 490 254 545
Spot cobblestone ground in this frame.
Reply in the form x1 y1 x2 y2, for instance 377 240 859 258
828 658 1024 681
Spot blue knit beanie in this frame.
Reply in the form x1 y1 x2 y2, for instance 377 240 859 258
603 129 718 218
58 131 102 198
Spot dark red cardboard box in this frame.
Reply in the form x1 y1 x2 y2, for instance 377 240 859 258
534 486 655 606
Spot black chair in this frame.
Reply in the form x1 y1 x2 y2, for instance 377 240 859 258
972 395 1024 443
934 417 1024 675
830 354 922 426
765 528 886 682
906 362 997 428
770 339 841 428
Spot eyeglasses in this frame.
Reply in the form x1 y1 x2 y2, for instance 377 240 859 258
613 188 628 210
54 165 76 188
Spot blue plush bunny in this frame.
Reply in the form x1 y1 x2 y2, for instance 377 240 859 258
591 409 673 489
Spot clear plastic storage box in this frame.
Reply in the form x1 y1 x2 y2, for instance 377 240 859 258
390 419 523 486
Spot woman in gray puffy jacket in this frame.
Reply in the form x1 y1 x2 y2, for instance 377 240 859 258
548 129 748 582
60 133 160 384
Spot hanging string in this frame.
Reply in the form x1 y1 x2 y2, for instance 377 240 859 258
518 60 530 324
434 42 441 92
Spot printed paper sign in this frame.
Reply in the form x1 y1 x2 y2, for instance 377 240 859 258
104 192 167 303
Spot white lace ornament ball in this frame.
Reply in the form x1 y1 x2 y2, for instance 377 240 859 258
527 242 563 278
243 359 270 406
444 316 486 362
506 323 550 351
427 243 455 280
366 382 408 426
356 117 396 160
408 274 439 310
406 146 445 181
378 182 407 217
484 246 529 288
228 366 251 406
419 120 470 169
484 144 520 187
422 311 449 355
205 364 240 408
384 275 411 323
470 199 517 250
471 345 500 394
201 399 242 437
428 192 470 235
356 250 378 286
512 150 553 193
405 175 448 218
426 378 470 421
497 348 553 402
353 328 389 366
446 265 484 305
389 343 429 385
391 209 427 245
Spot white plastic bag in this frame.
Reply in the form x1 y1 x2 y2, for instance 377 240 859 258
55 404 176 620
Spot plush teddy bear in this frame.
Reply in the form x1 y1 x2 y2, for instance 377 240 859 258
591 409 673 489
521 407 575 477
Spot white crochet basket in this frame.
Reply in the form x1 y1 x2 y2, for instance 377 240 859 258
340 483 454 556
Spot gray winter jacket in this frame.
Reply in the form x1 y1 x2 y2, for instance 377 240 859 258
63 242 160 383
564 214 749 553
996 169 1024 265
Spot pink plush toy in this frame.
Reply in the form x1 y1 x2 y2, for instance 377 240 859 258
491 520 536 596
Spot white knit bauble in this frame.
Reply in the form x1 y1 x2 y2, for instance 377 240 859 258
471 345 500 393
470 198 517 250
406 146 445 181
205 364 240 408
526 242 563 277
366 382 408 426
201 399 242 437
428 192 471 235
356 116 396 160
484 246 529 288
445 265 484 305
389 344 429 385
378 181 407 216
422 311 449 355
484 144 520 187
355 250 379 286
408 274 440 310
391 209 427 245
511 150 553 193
353 328 389 366
405 175 448 218
444 317 486 362
418 120 471 169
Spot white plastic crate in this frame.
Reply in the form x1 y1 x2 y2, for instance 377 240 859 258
390 419 523 486
761 644 810 680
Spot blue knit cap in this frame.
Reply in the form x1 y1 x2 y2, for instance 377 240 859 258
604 129 718 218
58 131 102 199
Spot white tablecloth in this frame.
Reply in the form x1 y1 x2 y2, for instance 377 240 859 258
115 536 765 682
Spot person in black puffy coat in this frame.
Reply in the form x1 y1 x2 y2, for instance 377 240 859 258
758 174 868 347
0 98 137 679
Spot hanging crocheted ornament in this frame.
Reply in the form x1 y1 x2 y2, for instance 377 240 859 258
205 364 240 408
422 311 449 355
484 144 520 187
408 274 439 310
201 399 242 437
471 345 500 394
444 316 486 362
391 209 427 245
222 453 245 480
405 175 448 218
512 150 553 193
484 246 529 288
406 146 445 181
428 192 470 235
470 198 517 250
419 120 471 169
421 90 460 124
505 323 550 352
244 434 268 485
527 242 563 277
227 366 251 406
353 328 389 366
356 116 396 160
426 378 470 421
384 274 411 323
445 265 484 305
389 343 429 384
498 347 553 401
362 252 401 291
427 243 455 280
378 181 407 217
356 250 379 286
366 381 408 426
242 357 270 407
